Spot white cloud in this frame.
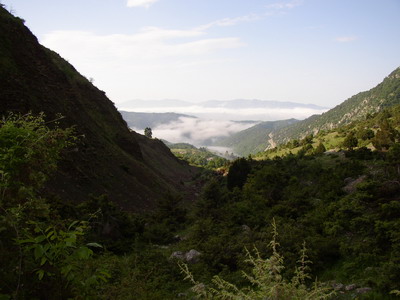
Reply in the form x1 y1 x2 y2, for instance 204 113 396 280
266 0 303 10
335 36 357 43
127 0 158 8
149 117 255 146
40 25 245 103
122 105 328 121
42 27 243 62
198 14 261 30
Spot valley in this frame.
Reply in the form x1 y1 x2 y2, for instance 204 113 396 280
1 4 400 300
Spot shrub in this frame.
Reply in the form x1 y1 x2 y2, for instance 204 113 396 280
180 219 335 299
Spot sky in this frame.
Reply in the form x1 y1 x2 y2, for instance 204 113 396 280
2 0 400 108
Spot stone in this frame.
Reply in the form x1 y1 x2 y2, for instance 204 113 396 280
345 284 357 291
170 249 202 264
332 283 345 291
170 251 185 261
185 249 202 264
343 175 366 194
356 287 372 294
242 224 251 233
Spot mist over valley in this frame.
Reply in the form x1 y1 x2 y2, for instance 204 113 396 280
119 99 328 151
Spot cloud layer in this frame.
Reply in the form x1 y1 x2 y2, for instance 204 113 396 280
42 27 243 61
335 36 357 43
121 105 328 121
136 117 255 146
127 0 159 8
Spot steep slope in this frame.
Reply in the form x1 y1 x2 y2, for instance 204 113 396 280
214 119 298 156
0 7 197 210
224 67 400 154
267 67 400 147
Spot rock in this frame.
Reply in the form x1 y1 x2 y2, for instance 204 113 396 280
170 249 202 264
345 284 357 291
170 251 185 261
356 287 372 294
332 283 345 291
177 293 187 297
242 224 251 233
344 177 353 184
185 249 202 264
343 175 366 194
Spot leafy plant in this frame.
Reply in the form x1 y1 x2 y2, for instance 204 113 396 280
180 219 335 299
19 221 109 297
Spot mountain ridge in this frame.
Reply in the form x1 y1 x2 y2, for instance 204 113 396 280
267 67 400 147
120 98 328 111
222 67 400 155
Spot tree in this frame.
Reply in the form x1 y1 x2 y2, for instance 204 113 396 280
314 142 326 155
372 120 397 150
387 143 400 175
342 132 358 150
227 158 251 190
357 128 375 141
144 127 152 138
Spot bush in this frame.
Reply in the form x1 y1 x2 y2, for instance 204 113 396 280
180 219 335 299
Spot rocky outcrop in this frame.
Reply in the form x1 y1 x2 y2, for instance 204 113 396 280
170 249 202 264
331 281 372 296
343 175 367 194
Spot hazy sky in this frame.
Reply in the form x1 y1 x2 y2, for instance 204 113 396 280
2 0 399 107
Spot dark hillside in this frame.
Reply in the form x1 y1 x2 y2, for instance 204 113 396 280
0 6 196 210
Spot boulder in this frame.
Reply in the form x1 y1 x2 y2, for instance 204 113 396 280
345 284 357 291
170 251 185 261
170 249 202 264
343 175 366 194
356 287 372 294
185 249 202 264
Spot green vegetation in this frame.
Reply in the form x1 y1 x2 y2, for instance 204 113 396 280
2 5 400 299
180 220 334 300
219 67 400 155
213 119 298 156
167 142 230 169
254 103 400 160
144 127 152 138
0 113 106 299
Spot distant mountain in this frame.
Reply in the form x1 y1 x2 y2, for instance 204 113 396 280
223 67 400 154
120 99 192 109
0 7 197 210
121 98 327 111
213 119 299 156
120 111 196 130
119 99 328 121
200 99 326 110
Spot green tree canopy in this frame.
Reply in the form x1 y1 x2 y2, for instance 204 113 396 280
342 132 358 150
144 127 152 138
